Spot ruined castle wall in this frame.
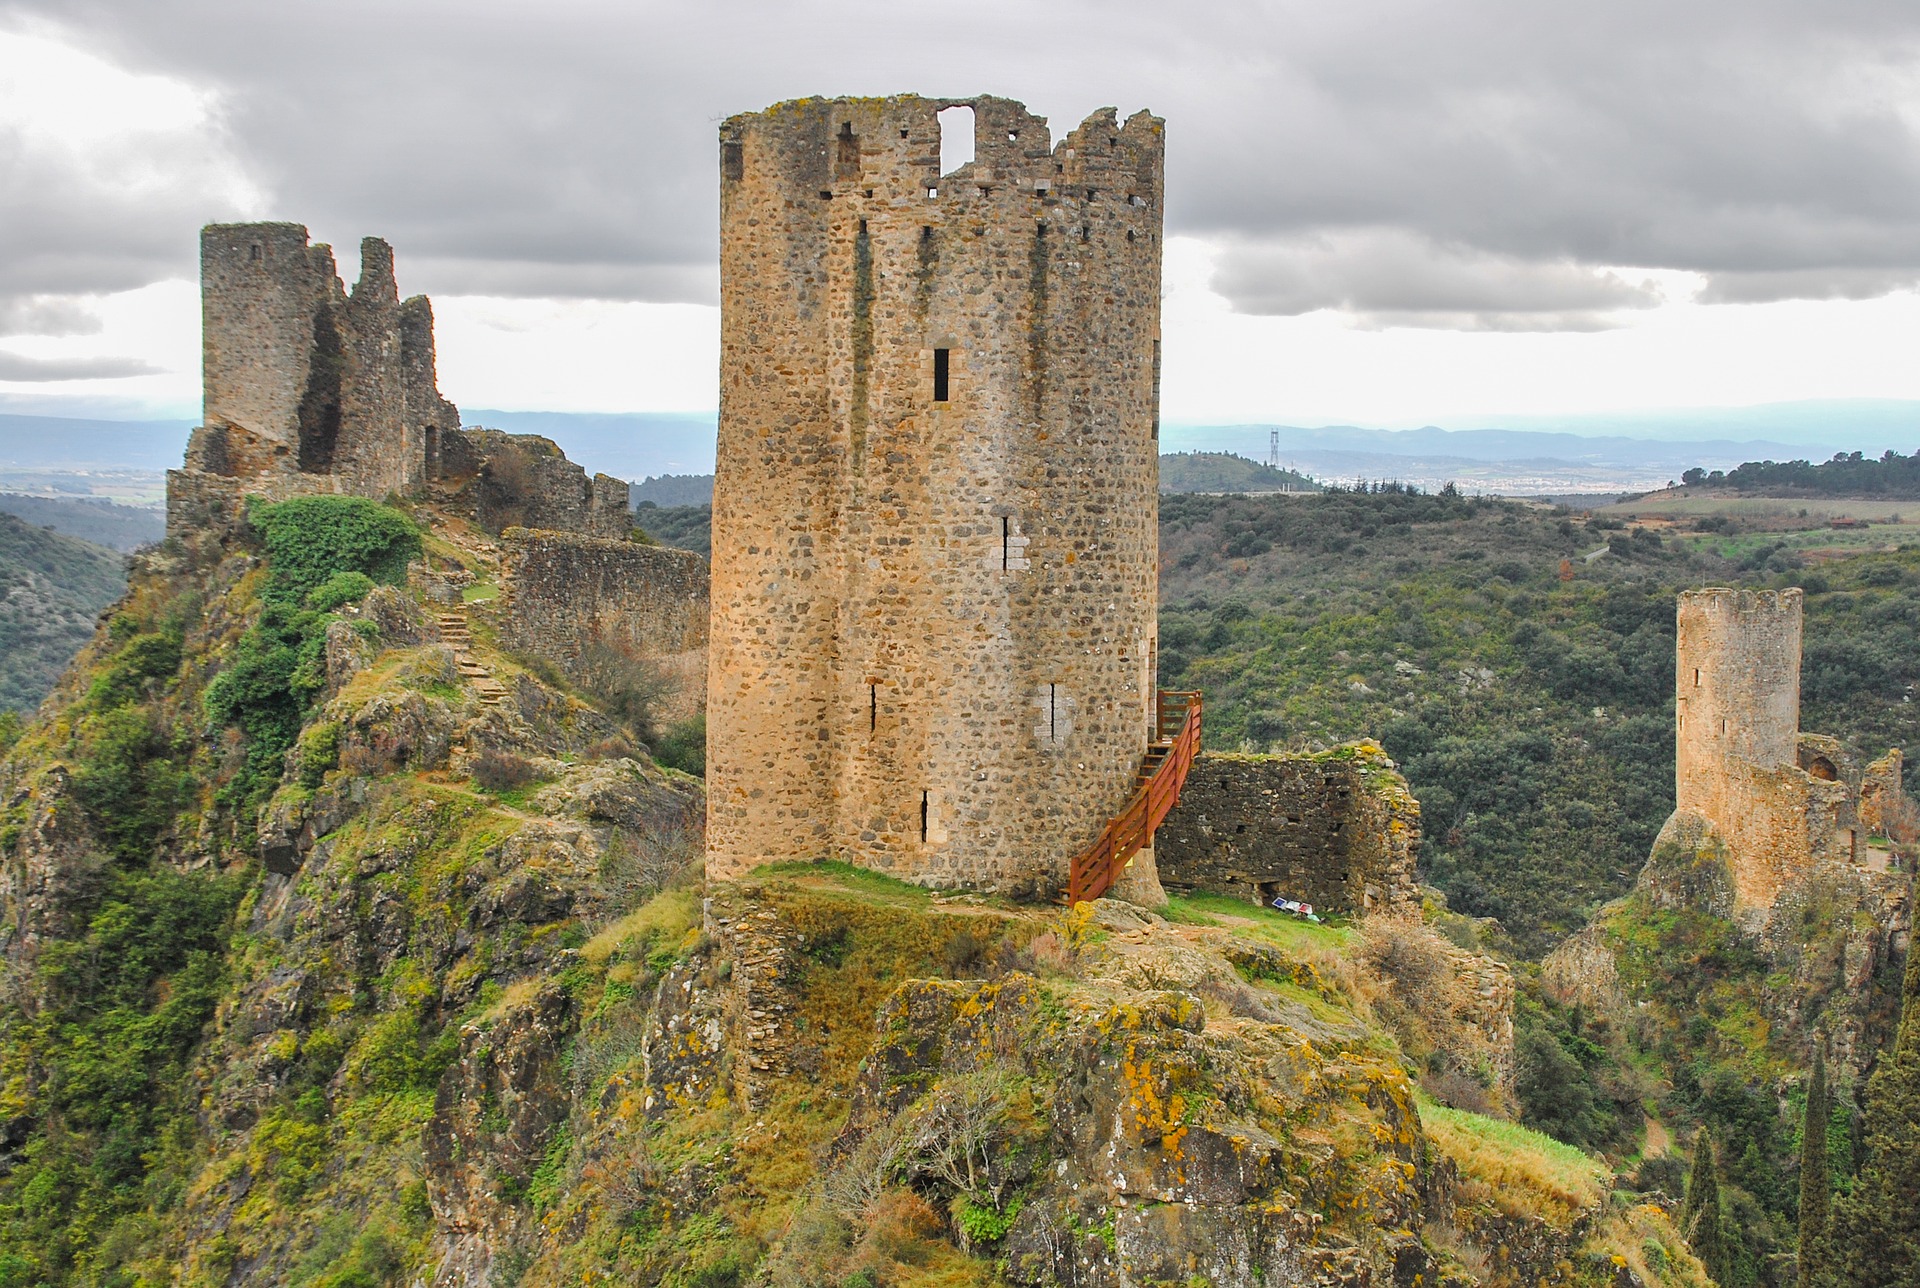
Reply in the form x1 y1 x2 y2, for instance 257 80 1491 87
1153 749 1421 916
201 223 332 471
176 223 465 530
450 430 632 538
707 95 1164 892
498 531 709 722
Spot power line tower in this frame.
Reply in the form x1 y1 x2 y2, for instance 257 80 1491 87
1268 428 1279 469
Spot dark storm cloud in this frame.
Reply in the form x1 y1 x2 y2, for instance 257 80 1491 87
8 0 1920 330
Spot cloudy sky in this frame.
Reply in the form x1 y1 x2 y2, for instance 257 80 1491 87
6 0 1920 428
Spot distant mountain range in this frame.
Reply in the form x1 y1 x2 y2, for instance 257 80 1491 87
1 398 1913 494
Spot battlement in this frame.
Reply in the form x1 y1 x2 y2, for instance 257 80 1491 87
706 94 1165 892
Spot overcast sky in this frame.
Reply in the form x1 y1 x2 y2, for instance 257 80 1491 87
6 0 1920 428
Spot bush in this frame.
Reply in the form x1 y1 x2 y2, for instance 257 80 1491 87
305 570 375 612
653 715 705 777
472 749 537 793
248 495 420 605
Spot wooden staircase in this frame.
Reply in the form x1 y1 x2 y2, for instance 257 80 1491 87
1066 690 1202 905
437 612 508 707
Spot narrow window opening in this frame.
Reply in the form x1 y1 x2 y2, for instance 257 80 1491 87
858 218 868 234
249 243 262 262
836 121 859 176
899 127 909 139
1007 130 1019 142
869 684 877 732
920 790 930 843
926 186 939 199
864 189 874 199
1049 683 1058 741
1694 668 1701 686
933 348 950 402
937 104 975 175
1002 516 1010 570
1080 225 1090 243
819 190 833 200
1721 718 1728 735
721 139 744 181
1126 229 1135 242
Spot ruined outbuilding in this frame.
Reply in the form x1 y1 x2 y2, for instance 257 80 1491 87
1153 744 1422 917
705 95 1166 892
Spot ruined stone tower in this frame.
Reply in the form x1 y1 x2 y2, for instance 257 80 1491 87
1673 588 1850 911
705 95 1166 891
199 223 457 498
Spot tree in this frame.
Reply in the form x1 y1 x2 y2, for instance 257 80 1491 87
1797 1045 1831 1288
1683 1126 1732 1285
1825 943 1920 1286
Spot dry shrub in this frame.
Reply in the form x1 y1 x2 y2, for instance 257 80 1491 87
1424 1066 1497 1116
861 1189 944 1264
598 815 701 911
943 927 989 977
1197 974 1289 1024
472 749 536 793
574 642 676 741
819 1116 912 1224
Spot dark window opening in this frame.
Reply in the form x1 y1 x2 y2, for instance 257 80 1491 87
1694 668 1701 686
900 127 909 138
1002 516 1010 570
249 243 261 262
933 348 950 402
1126 229 1135 242
1721 718 1728 735
870 683 877 732
721 139 743 181
1007 130 1019 142
1080 225 1090 243
819 190 833 200
1048 683 1057 741
859 218 868 234
865 189 874 198
1810 756 1838 781
920 790 930 842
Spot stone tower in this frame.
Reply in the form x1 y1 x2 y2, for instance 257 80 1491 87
1673 588 1848 911
199 222 457 498
706 94 1166 892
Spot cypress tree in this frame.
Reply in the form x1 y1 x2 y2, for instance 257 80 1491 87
1826 941 1920 1287
1682 1126 1731 1285
1796 1045 1830 1288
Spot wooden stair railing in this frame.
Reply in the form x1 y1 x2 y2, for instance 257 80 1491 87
1066 690 1202 904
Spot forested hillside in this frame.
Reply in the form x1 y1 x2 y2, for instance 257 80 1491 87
0 494 164 551
0 512 128 713
1157 486 1920 953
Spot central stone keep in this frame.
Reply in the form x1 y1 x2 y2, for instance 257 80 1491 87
706 94 1166 893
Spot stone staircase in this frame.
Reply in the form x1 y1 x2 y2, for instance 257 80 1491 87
437 612 508 707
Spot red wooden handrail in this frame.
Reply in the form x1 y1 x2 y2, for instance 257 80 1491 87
1067 690 1202 904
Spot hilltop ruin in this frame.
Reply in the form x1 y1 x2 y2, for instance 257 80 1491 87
1670 587 1908 918
167 222 709 709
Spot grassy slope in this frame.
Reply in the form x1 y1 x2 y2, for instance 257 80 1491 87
0 511 127 712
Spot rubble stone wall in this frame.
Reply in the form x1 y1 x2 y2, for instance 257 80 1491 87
707 93 1165 893
1153 747 1421 917
499 531 709 723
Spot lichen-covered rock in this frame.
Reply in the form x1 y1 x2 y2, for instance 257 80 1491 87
424 983 575 1287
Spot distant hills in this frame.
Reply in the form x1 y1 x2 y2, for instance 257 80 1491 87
2 399 1915 496
0 513 127 712
0 495 165 551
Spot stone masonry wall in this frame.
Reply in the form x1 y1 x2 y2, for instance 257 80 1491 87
1674 588 1851 914
440 429 631 540
707 94 1165 894
173 223 463 529
1153 747 1421 917
498 530 709 723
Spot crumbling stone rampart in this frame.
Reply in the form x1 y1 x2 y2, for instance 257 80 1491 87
498 530 710 723
169 224 628 547
706 94 1165 893
1153 746 1421 916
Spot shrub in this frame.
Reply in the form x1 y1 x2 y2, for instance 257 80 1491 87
573 643 674 741
248 495 420 605
653 715 706 777
472 750 537 794
305 570 375 612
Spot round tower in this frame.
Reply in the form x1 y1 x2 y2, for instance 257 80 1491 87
1675 587 1803 814
706 94 1166 893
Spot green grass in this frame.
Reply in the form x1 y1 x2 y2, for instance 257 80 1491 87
1420 1098 1608 1222
1165 891 1357 950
